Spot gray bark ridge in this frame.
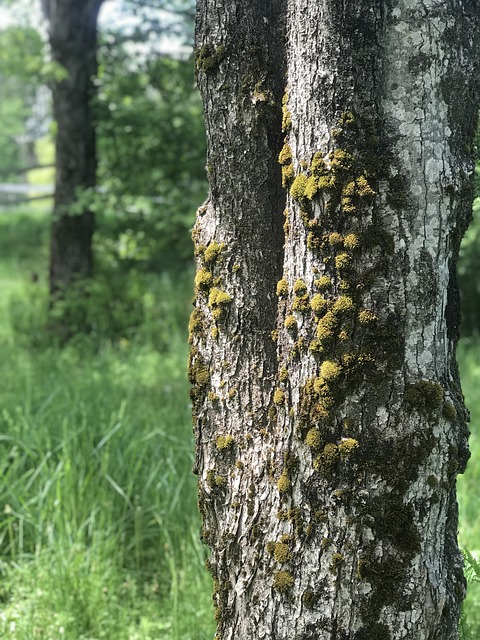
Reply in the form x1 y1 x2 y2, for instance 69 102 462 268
192 1 480 639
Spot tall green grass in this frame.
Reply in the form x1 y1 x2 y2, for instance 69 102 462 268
0 211 214 639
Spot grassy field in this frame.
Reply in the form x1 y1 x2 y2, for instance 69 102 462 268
0 209 479 637
0 210 214 639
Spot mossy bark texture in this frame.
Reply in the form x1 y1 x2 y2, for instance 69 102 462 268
45 0 103 296
192 2 480 638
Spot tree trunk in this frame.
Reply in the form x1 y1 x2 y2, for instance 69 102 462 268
191 1 480 638
44 0 103 297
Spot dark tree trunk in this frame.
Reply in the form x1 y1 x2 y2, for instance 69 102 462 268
191 1 480 638
44 0 103 297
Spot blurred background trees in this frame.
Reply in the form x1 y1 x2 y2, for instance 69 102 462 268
0 0 207 339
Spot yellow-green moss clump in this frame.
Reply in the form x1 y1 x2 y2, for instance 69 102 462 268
190 358 210 387
216 435 234 450
279 367 289 382
332 296 355 315
316 311 338 341
210 326 219 340
343 233 360 250
313 443 339 475
273 542 292 564
310 294 328 315
335 252 352 271
273 570 294 591
278 143 293 166
276 278 289 297
330 149 354 173
293 279 308 295
292 293 310 313
279 143 294 187
338 437 359 459
320 360 342 381
305 427 322 449
208 287 232 320
273 388 286 405
328 232 343 247
204 241 225 265
314 275 331 290
282 92 292 131
277 471 291 493
358 309 377 324
285 315 297 331
188 309 203 342
195 268 213 290
330 553 345 572
290 174 308 200
206 469 226 489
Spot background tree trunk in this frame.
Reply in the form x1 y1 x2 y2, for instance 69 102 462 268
191 1 480 638
44 0 103 297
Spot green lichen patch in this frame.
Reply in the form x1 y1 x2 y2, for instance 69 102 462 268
273 388 286 405
273 570 294 591
279 367 289 382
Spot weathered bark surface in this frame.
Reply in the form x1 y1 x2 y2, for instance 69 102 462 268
191 1 480 639
44 0 103 296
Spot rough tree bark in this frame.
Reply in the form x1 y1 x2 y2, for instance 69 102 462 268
43 0 104 297
190 1 480 638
